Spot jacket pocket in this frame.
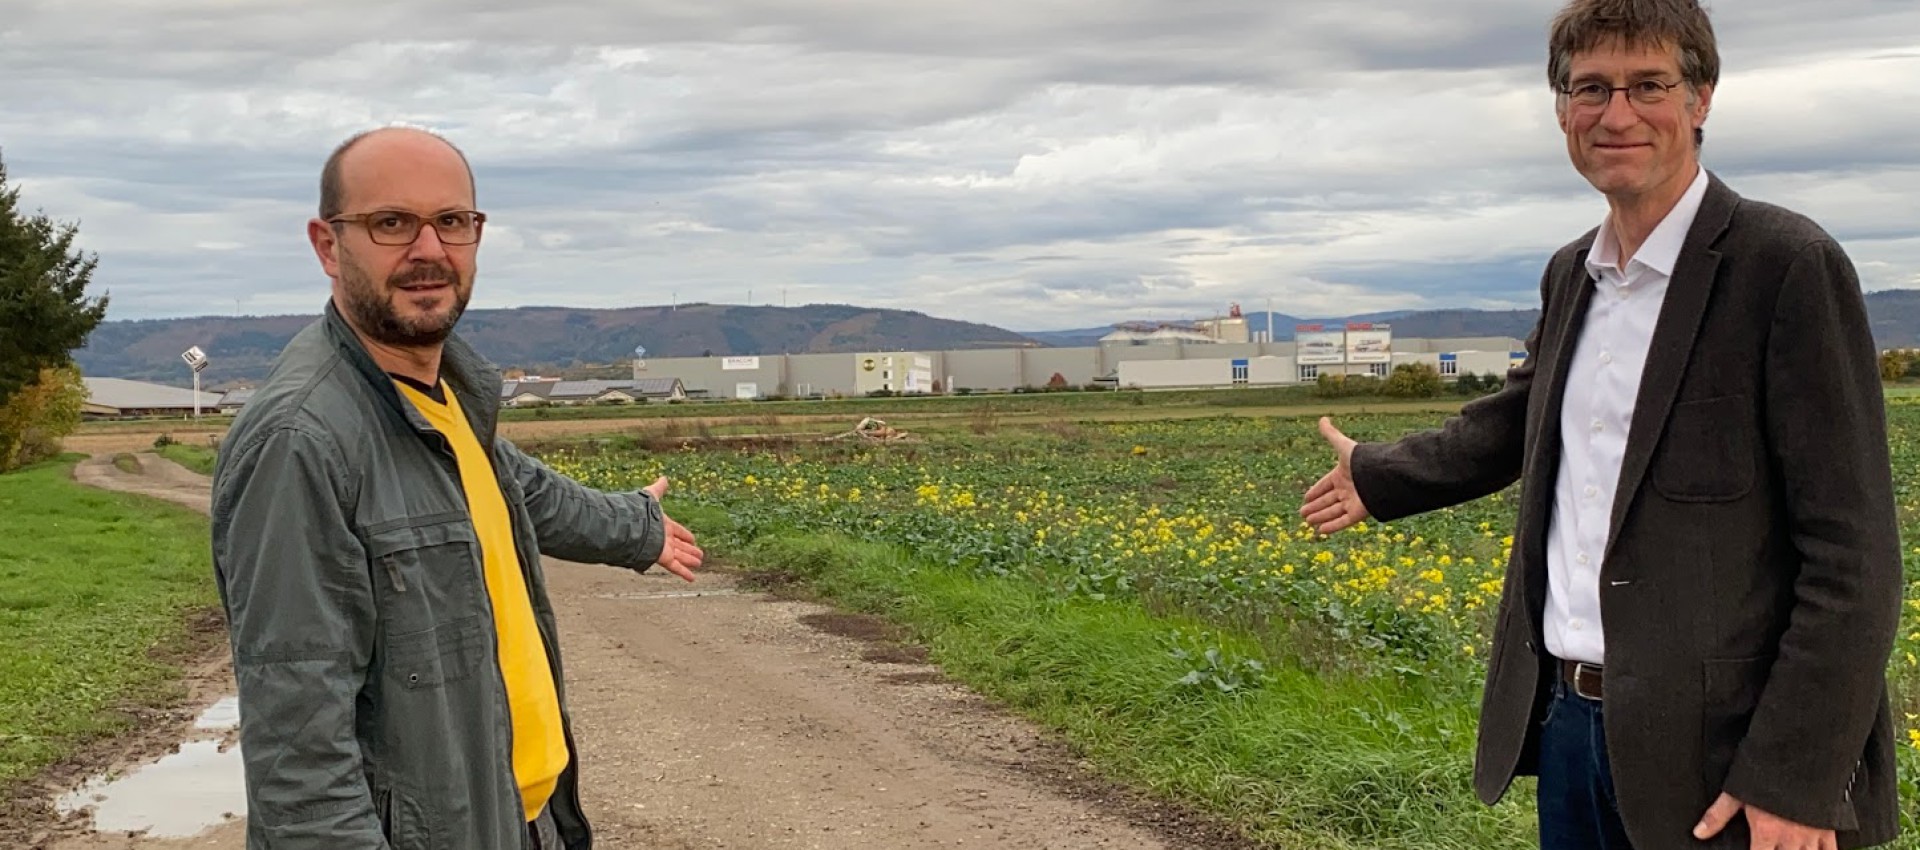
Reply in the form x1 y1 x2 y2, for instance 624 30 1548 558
1700 655 1772 790
380 785 432 850
384 616 488 690
375 785 393 845
367 513 484 637
1651 395 1754 502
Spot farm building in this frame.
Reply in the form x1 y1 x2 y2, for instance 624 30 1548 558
82 377 219 418
501 378 686 407
217 387 257 412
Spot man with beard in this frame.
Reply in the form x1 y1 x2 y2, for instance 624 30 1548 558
209 126 704 850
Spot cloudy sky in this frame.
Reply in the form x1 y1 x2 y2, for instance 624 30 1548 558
3 1 1917 332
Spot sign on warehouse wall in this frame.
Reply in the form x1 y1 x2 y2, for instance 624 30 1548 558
1345 323 1392 364
1295 325 1344 365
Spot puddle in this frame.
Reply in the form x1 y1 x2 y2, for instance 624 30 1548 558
194 696 240 731
55 696 248 838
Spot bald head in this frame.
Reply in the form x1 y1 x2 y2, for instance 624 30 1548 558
318 127 475 220
309 126 482 357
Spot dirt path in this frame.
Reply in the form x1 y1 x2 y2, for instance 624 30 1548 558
28 455 1256 849
71 453 217 513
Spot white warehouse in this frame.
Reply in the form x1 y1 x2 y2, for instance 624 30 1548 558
1117 350 1520 390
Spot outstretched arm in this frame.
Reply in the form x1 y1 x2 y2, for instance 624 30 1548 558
493 439 704 580
1303 264 1556 531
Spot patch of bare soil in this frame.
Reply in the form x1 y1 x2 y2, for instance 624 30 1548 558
797 611 908 643
795 613 930 662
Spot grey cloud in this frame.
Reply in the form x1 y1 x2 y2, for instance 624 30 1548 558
4 0 1918 331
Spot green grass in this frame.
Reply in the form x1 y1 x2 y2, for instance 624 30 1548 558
683 503 1538 849
0 456 219 788
156 443 217 475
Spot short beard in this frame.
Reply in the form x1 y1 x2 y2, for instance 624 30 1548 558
339 254 468 349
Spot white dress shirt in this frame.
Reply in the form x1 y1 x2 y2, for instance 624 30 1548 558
1542 165 1710 666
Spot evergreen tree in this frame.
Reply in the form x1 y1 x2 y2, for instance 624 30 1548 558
0 149 109 408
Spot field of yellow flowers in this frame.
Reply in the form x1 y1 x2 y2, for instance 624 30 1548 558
542 404 1920 846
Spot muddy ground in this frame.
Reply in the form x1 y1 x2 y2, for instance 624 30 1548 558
63 412 920 457
4 454 1262 849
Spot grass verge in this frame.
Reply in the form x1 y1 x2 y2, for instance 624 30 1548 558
679 504 1539 849
156 442 218 475
0 456 219 788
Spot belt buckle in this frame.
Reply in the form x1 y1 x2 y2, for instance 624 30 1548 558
1572 661 1603 701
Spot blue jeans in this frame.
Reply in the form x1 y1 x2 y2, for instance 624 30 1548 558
1537 676 1635 849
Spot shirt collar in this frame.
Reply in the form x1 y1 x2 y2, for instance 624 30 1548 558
1586 165 1710 281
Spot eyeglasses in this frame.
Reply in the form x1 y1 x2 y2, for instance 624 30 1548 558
328 210 487 246
1560 79 1686 110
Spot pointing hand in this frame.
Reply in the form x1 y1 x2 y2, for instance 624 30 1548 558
644 476 704 582
1299 417 1372 535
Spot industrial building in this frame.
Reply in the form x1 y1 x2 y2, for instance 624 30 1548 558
629 321 1524 399
1116 322 1520 390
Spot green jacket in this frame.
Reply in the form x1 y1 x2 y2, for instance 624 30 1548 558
210 302 666 849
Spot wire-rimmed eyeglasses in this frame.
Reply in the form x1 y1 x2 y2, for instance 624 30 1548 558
1559 79 1686 111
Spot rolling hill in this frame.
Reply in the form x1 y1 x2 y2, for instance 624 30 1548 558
73 302 1039 386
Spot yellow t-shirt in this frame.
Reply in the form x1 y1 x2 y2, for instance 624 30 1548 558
394 379 569 822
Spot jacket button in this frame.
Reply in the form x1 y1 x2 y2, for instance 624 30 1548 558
408 673 420 684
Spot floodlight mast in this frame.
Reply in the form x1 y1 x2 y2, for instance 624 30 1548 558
181 346 209 420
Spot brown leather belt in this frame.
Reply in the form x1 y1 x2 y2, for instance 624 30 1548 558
1559 658 1604 701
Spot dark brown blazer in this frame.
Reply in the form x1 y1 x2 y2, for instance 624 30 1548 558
1351 171 1903 849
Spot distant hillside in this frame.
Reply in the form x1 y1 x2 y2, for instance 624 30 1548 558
73 302 1039 385
1866 290 1920 348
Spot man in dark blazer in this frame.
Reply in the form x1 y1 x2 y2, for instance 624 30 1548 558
1299 2 1903 848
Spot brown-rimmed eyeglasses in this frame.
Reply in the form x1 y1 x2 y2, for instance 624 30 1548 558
1559 79 1686 111
327 210 487 246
